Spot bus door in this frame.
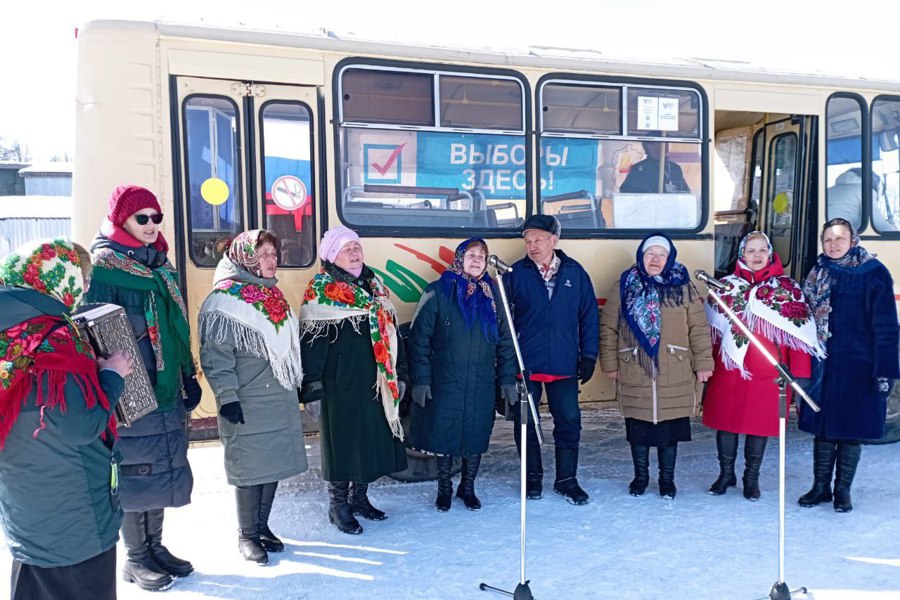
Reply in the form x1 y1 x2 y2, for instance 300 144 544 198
174 77 320 321
174 77 321 434
755 115 818 281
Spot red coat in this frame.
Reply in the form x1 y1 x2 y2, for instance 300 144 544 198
703 336 811 437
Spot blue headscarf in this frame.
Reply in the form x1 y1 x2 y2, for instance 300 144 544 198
619 232 695 371
439 238 499 341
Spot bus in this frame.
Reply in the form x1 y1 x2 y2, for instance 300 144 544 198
71 19 900 443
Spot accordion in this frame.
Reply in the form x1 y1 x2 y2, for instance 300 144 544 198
73 303 158 427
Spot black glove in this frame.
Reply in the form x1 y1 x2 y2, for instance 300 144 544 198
182 374 202 412
501 384 519 407
877 377 893 397
578 357 596 384
300 380 324 404
411 385 431 408
219 401 245 425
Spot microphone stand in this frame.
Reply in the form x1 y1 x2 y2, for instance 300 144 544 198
702 280 820 600
480 266 544 600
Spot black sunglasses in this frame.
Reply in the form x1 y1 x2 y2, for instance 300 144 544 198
134 213 164 225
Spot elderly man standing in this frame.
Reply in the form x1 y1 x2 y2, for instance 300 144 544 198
504 215 599 505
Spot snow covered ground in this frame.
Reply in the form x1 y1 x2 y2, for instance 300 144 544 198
3 406 899 600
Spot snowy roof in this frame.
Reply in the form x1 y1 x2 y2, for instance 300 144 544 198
0 195 72 218
0 162 29 170
18 162 73 175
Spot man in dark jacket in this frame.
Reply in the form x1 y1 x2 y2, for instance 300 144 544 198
504 215 599 505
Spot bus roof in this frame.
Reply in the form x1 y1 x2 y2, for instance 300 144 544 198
79 18 900 93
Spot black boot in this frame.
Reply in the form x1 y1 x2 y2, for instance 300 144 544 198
798 438 837 507
553 447 589 505
514 424 543 500
708 430 738 496
145 508 194 577
258 482 284 552
658 445 678 499
236 485 268 564
628 444 650 497
455 455 482 511
833 442 861 513
350 482 388 521
120 511 174 591
328 481 363 535
742 435 768 501
435 455 454 512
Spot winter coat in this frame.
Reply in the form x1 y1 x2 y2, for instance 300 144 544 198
300 317 408 483
407 279 517 456
799 259 900 439
86 279 194 510
503 250 599 376
600 281 714 423
200 317 308 487
703 340 810 437
0 370 125 567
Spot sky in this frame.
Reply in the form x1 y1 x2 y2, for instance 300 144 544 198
3 406 898 599
2 0 900 161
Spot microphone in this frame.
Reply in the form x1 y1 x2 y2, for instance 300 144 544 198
488 255 513 274
694 270 728 291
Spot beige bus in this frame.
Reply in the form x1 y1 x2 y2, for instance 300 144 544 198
72 19 900 443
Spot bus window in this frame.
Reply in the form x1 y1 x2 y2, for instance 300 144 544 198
260 101 316 267
337 65 527 233
872 96 900 232
767 133 797 265
183 96 243 267
538 81 704 231
826 94 866 231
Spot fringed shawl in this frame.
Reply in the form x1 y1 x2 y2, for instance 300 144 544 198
0 239 114 449
299 263 403 440
708 252 824 379
199 255 303 391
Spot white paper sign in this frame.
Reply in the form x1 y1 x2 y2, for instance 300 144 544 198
658 98 680 132
637 96 659 130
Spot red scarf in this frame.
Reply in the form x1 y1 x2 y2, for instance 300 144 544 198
0 316 114 449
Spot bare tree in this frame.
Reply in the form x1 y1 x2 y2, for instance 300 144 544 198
0 137 31 162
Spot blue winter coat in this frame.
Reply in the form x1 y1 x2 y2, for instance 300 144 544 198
407 279 517 456
503 250 599 376
799 258 900 439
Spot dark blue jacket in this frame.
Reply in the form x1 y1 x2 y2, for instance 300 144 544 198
504 250 599 377
800 259 900 439
407 279 517 456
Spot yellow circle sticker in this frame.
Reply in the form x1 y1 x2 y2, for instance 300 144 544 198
201 178 230 206
773 192 790 214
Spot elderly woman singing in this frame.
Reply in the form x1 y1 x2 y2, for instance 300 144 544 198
299 226 407 535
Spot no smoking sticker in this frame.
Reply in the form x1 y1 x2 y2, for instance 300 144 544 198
271 175 308 211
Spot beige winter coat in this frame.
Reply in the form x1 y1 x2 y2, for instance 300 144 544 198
600 281 714 424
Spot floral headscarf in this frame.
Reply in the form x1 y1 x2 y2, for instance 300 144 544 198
439 238 498 341
619 232 695 373
226 229 266 277
199 231 302 391
0 239 113 449
707 232 824 378
0 238 86 309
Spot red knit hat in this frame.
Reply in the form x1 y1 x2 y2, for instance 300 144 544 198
108 185 162 226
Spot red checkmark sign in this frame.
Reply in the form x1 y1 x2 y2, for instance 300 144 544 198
371 143 406 175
